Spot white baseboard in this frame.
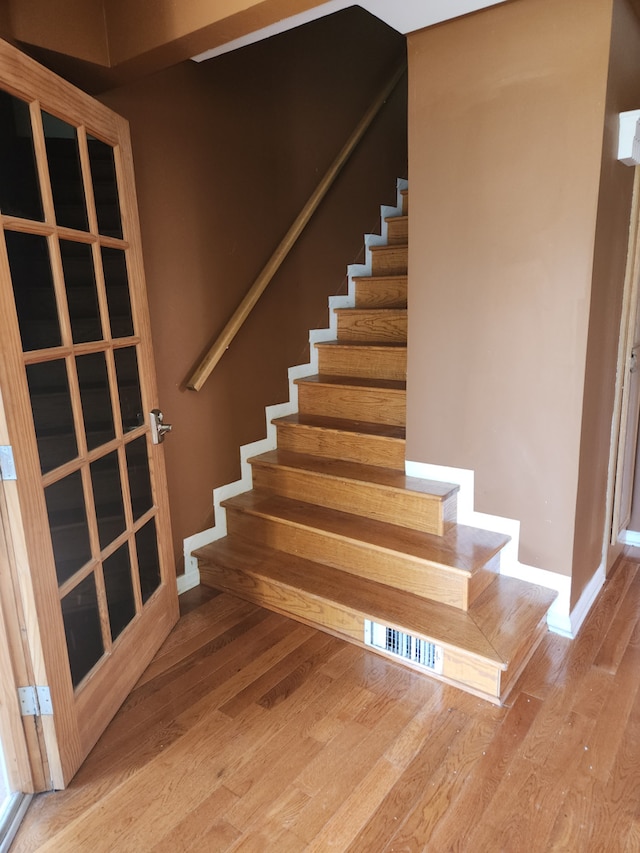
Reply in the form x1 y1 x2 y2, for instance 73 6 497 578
618 529 640 547
176 570 200 595
182 181 408 585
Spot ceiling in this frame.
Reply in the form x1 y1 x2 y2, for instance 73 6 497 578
191 0 508 63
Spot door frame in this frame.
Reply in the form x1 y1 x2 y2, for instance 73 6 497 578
606 166 640 567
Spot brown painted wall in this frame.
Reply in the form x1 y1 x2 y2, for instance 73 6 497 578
406 0 611 578
572 0 640 604
99 8 407 572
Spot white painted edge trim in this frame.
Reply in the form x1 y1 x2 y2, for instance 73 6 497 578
0 793 32 853
179 181 406 594
619 529 640 547
190 1 508 63
618 110 640 166
404 459 607 639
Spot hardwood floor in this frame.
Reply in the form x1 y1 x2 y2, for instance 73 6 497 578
11 554 640 852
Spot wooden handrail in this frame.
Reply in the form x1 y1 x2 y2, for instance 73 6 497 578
185 60 407 391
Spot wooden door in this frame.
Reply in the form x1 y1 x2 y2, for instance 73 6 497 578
0 40 179 788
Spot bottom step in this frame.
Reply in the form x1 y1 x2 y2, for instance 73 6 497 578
195 537 556 705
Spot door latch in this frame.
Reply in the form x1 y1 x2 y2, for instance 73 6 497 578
149 409 172 444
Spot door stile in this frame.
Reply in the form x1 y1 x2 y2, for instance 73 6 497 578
0 392 57 792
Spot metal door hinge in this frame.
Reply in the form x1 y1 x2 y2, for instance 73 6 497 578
0 446 16 481
18 686 53 717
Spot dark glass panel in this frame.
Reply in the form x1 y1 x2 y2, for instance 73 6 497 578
42 111 88 231
5 231 60 351
60 240 102 343
45 471 92 585
103 544 136 641
136 518 161 603
76 352 115 450
102 247 134 338
114 347 143 431
61 573 103 688
90 451 126 550
87 136 123 239
125 436 153 521
0 90 43 220
26 360 77 474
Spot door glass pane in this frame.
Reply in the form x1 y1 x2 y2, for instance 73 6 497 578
90 451 125 550
5 231 61 351
114 347 143 431
103 544 136 641
136 518 161 603
26 359 77 474
76 352 115 450
125 436 153 520
0 90 43 220
88 136 123 239
42 111 88 232
60 240 102 343
61 573 103 687
45 471 92 585
102 247 134 338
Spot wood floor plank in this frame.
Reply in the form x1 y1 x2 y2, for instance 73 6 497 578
426 691 542 851
304 757 405 851
290 698 421 844
380 713 498 851
13 551 640 853
344 708 470 852
593 562 640 673
149 786 241 852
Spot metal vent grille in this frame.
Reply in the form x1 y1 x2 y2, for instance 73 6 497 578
364 621 443 674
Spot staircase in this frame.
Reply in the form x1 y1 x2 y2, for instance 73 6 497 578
195 186 556 705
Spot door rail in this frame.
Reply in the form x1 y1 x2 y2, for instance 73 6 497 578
185 60 407 392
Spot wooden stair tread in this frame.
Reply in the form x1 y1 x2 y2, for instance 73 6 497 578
316 340 406 350
248 449 457 499
222 491 509 576
334 308 406 316
469 573 557 660
352 274 407 285
295 374 406 392
273 412 406 441
194 536 503 665
369 243 408 252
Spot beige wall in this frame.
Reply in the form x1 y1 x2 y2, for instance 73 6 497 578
572 0 640 604
406 0 612 579
99 9 407 572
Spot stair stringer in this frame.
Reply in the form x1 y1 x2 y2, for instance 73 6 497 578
179 181 408 593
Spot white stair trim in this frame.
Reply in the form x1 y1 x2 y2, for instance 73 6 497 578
180 180 407 594
405 458 606 638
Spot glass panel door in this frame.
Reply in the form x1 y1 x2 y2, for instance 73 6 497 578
0 40 178 788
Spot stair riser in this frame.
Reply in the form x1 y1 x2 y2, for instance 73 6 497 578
317 346 406 381
199 561 503 701
275 422 406 470
225 506 474 609
354 278 407 309
370 246 407 276
297 384 406 427
251 464 455 536
336 311 407 343
386 217 408 245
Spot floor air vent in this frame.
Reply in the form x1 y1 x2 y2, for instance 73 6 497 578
364 621 443 673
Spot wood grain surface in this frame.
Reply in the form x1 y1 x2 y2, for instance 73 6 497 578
12 555 640 851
